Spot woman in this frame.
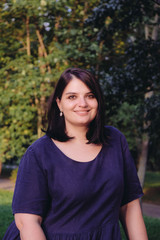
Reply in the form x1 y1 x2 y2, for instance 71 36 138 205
3 68 148 240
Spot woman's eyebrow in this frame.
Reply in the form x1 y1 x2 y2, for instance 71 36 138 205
65 91 93 95
65 92 77 95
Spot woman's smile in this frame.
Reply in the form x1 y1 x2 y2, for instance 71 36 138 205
74 110 90 115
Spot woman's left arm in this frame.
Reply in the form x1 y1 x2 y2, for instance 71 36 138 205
120 199 148 240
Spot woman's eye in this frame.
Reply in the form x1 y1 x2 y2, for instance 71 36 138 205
87 94 95 98
68 95 76 100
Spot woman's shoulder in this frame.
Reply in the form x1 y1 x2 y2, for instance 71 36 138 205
104 125 127 145
20 135 54 168
26 134 52 156
28 134 49 148
104 125 124 138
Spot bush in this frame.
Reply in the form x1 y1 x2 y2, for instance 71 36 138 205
9 168 18 183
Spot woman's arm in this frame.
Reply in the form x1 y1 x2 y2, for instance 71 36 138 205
15 213 46 240
120 199 148 240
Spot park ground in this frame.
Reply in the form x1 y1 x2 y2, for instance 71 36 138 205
0 170 160 239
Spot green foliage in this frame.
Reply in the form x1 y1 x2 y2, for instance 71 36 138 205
85 0 160 170
0 0 160 171
0 0 68 164
10 168 18 183
0 56 51 163
0 0 101 165
109 102 141 154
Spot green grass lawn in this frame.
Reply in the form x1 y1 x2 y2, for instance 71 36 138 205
143 171 160 205
120 216 160 239
144 171 160 188
0 189 14 239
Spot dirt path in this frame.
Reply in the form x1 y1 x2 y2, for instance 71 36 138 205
0 178 15 191
142 202 160 219
0 178 160 219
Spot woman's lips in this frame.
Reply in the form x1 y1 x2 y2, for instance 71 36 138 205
74 110 90 116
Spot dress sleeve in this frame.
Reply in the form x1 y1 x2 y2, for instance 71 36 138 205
120 134 144 206
12 146 50 218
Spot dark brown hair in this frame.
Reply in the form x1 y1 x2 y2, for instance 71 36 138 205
45 68 107 144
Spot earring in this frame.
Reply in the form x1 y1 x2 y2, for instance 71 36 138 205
60 111 63 117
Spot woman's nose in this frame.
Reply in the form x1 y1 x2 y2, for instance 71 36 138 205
78 97 87 107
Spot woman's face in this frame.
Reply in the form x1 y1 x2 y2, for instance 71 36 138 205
56 76 98 130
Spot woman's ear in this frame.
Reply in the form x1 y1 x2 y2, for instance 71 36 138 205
56 98 61 111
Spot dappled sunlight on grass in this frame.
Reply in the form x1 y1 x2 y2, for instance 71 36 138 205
143 171 160 205
144 171 160 188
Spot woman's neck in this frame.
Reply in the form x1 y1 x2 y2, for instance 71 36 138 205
66 125 88 143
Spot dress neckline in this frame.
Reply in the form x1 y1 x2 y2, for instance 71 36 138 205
47 135 104 164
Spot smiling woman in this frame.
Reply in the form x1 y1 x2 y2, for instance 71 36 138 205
46 68 106 144
56 77 98 130
3 68 148 240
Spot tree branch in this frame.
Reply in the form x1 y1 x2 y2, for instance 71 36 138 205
35 27 51 73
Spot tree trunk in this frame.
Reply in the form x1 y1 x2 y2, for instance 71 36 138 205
152 13 159 40
138 89 153 187
0 162 2 175
137 137 149 188
35 93 46 138
35 96 42 139
137 6 159 186
144 24 149 39
34 47 45 138
35 28 51 73
35 38 49 138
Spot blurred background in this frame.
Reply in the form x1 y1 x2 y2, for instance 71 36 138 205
0 0 160 238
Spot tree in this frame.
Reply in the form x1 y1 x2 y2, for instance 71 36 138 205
0 0 100 168
85 0 160 186
137 2 160 187
0 0 68 167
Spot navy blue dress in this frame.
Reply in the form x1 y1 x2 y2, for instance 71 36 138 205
3 126 143 240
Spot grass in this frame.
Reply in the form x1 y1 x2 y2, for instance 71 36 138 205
144 171 160 188
0 190 14 239
143 171 160 205
120 216 160 240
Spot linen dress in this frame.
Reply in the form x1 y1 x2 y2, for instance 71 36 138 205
3 126 143 240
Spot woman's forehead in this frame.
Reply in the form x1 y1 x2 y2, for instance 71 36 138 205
63 77 92 94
